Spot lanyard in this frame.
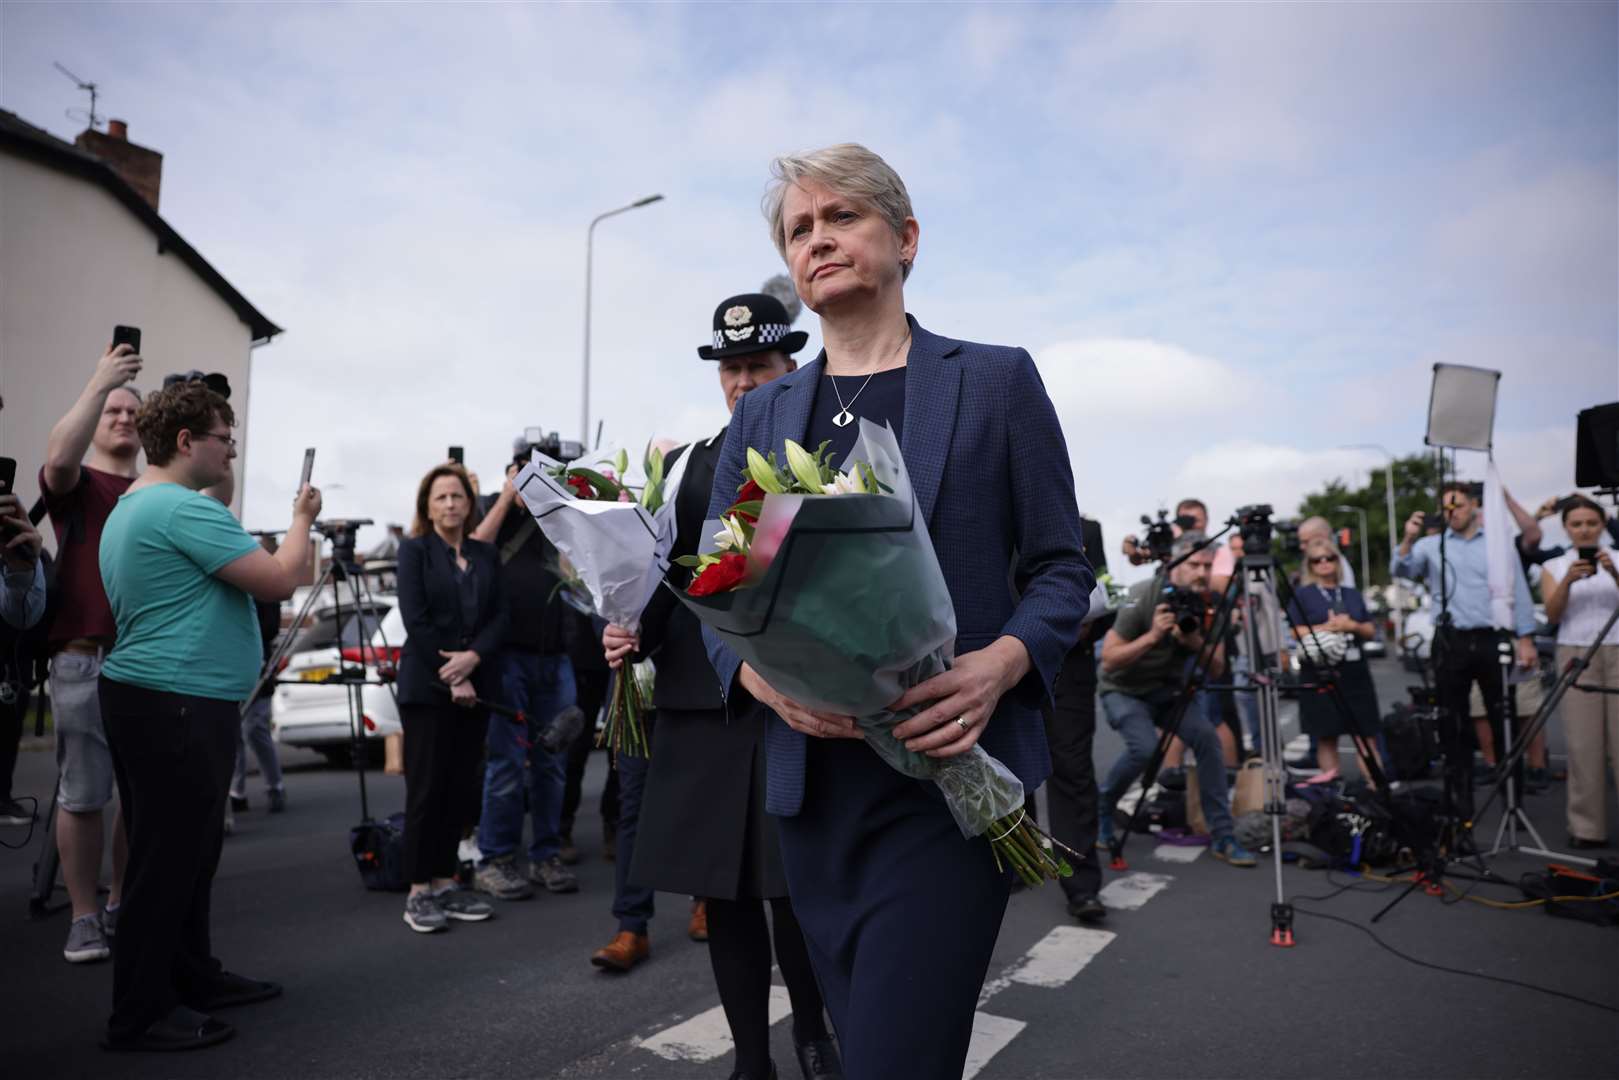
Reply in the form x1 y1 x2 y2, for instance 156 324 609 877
1318 585 1343 615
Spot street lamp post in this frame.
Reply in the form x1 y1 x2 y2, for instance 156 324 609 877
1335 504 1371 593
582 194 664 446
1340 443 1402 651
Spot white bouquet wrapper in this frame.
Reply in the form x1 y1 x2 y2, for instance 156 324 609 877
513 448 691 634
678 421 1027 840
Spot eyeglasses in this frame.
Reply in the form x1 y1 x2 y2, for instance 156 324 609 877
192 431 238 450
1308 555 1338 565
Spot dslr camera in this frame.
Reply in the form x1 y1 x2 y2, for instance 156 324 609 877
1159 584 1206 636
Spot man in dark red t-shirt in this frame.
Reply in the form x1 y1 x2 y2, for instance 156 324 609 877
40 342 142 965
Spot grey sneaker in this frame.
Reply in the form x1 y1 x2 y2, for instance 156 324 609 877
403 891 449 933
64 912 111 963
101 902 120 940
475 856 535 901
434 885 493 922
528 854 579 894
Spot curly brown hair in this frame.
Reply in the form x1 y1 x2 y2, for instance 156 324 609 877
410 464 476 537
136 383 234 467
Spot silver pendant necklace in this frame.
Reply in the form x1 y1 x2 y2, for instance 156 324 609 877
829 371 877 428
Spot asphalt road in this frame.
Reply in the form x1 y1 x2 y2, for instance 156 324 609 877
2 657 1615 1079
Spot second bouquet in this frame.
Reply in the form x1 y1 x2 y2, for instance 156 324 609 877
675 421 1074 887
514 444 689 756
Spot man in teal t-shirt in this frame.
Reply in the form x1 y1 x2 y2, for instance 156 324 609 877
96 381 321 1053
101 484 261 700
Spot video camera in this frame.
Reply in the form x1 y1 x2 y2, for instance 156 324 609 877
1159 584 1206 635
516 427 584 466
1137 509 1180 562
315 518 372 568
1232 504 1302 558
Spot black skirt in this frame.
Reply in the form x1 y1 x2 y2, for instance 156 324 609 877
1299 658 1381 739
627 703 787 900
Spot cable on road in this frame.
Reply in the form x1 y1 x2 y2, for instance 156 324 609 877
1290 896 1619 1015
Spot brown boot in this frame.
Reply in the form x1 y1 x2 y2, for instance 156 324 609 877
590 931 649 972
688 899 708 942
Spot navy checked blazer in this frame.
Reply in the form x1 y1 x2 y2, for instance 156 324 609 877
702 316 1095 817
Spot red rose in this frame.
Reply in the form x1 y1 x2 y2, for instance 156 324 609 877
687 553 748 596
566 475 596 500
731 478 767 523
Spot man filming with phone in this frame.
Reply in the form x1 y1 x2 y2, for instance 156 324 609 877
1392 481 1537 816
38 339 143 965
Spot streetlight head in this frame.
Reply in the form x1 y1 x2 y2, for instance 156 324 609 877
634 194 665 207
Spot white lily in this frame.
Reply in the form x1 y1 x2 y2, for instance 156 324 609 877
821 472 865 495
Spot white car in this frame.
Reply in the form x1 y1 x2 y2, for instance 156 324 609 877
270 594 404 764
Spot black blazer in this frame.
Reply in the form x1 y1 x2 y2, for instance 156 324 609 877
395 533 508 706
637 427 727 711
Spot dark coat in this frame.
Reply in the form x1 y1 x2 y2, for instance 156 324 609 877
703 317 1095 817
395 533 508 706
628 426 787 899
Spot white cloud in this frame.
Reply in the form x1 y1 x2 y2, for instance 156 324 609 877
1034 337 1263 425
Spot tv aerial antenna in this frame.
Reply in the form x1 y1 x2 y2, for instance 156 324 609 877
53 62 102 131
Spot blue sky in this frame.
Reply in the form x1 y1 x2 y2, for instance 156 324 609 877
5 2 1615 572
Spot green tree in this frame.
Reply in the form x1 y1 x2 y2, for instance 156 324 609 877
1296 453 1440 587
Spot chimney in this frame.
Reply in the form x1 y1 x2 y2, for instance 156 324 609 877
75 118 163 212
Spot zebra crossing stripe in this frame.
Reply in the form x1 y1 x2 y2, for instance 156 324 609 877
1098 871 1175 910
1153 843 1205 863
963 1012 1028 1080
1005 925 1117 989
638 985 791 1062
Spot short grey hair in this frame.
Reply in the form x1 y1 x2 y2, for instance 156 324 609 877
763 143 916 281
1171 531 1207 560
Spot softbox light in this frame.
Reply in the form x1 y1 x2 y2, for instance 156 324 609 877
1425 363 1500 452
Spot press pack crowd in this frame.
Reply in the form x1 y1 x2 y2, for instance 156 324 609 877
3 143 1615 1078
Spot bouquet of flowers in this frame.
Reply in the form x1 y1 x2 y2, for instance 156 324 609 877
514 443 688 757
675 422 1073 886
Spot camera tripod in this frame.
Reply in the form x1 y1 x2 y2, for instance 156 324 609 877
249 519 397 825
1104 510 1394 946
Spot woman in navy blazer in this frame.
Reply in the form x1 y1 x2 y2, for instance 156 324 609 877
394 463 507 934
703 144 1093 1080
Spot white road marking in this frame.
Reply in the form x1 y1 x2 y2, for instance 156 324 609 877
1285 734 1311 755
1098 871 1175 910
1006 925 1116 988
1153 843 1205 864
638 985 790 1062
963 1011 1028 1080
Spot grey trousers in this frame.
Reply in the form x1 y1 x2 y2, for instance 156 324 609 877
231 697 284 797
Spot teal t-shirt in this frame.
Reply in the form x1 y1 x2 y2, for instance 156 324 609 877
100 483 262 701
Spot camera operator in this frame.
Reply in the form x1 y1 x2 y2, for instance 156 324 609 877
1539 496 1619 850
1 492 47 826
38 341 143 965
97 382 319 1050
1392 481 1536 815
466 438 581 900
1096 532 1258 867
1121 497 1208 567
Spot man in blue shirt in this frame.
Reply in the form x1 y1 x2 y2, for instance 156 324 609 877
1392 481 1538 814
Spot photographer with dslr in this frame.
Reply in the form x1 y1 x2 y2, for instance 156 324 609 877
1097 532 1257 867
1539 496 1619 850
97 381 319 1051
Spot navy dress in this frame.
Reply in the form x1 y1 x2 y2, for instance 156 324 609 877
773 365 1013 1078
1286 585 1381 740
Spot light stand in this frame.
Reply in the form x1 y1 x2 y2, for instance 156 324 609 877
1485 637 1551 857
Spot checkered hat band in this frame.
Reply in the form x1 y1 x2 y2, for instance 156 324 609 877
712 323 792 349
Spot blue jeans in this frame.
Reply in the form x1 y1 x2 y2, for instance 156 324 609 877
612 745 654 934
1232 653 1260 753
477 652 575 865
231 697 283 798
1099 689 1234 840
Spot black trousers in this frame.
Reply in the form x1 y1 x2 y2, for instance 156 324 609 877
1040 646 1104 898
705 895 828 1078
779 737 1010 1080
561 667 616 835
1434 626 1515 812
99 677 235 1039
400 702 486 883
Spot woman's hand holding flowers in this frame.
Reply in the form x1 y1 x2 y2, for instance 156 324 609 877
739 663 861 741
889 636 1030 758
